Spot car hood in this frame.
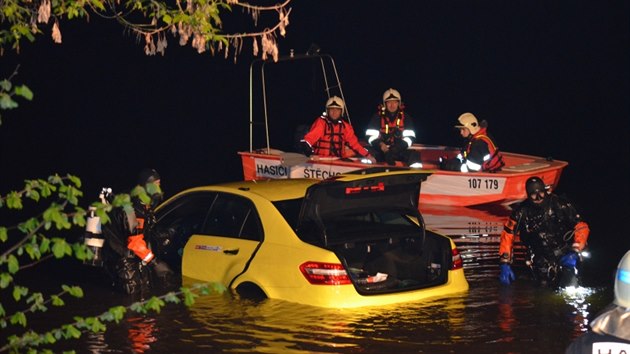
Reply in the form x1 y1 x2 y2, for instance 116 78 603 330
298 170 429 243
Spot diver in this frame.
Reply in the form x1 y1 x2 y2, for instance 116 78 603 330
498 176 590 287
99 168 174 296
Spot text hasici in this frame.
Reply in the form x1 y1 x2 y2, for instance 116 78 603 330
256 164 342 179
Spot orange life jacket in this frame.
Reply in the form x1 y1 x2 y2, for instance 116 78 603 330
313 119 345 157
126 212 155 264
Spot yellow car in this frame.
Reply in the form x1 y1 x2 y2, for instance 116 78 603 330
151 169 468 308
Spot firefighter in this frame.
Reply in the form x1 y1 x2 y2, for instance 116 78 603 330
365 88 422 168
101 168 173 296
565 250 630 352
498 176 590 288
441 112 504 172
299 96 376 162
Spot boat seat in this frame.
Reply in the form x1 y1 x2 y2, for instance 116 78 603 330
504 162 550 172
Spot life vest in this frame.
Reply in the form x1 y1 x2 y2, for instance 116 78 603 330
464 131 504 172
127 206 155 264
313 117 345 157
378 105 407 145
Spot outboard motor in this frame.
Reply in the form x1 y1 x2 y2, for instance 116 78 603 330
83 188 112 267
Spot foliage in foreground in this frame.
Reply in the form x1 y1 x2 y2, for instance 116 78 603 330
0 174 224 353
0 0 291 61
0 65 33 126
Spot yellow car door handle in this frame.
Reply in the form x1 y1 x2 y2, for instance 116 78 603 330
223 248 239 255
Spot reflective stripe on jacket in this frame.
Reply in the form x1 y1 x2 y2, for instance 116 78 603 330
464 128 504 172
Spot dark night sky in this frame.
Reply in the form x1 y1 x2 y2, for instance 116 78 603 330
1 2 629 259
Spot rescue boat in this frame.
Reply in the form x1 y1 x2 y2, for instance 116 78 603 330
239 146 567 207
239 51 568 207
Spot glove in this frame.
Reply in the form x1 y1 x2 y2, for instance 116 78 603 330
361 154 377 164
499 263 515 285
298 141 313 157
559 251 580 268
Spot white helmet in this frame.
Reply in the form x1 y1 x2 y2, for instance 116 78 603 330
614 250 630 308
455 112 480 134
326 96 345 113
382 88 401 104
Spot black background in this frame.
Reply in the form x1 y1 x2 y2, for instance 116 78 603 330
1 1 628 270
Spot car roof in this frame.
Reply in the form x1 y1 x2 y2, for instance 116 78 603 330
214 178 319 201
164 169 430 205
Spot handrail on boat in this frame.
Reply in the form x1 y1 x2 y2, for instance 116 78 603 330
248 51 350 153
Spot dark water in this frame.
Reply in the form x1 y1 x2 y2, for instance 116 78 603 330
8 204 616 354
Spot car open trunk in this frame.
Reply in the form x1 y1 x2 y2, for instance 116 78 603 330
296 170 452 294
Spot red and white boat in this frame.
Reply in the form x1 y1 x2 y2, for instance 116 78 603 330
239 52 568 207
239 146 567 207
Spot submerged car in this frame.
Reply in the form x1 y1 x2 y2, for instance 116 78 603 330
150 168 468 308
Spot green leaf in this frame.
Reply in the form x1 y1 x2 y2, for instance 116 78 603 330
51 295 65 306
12 285 28 301
52 238 70 258
0 226 7 242
84 317 107 332
8 254 19 273
73 243 90 261
67 174 81 188
40 237 51 253
0 94 18 110
44 332 57 344
144 296 165 313
163 292 180 304
61 285 84 298
102 306 126 323
0 79 11 91
10 311 27 327
14 85 33 100
0 273 13 288
181 287 198 306
6 191 23 209
62 324 81 339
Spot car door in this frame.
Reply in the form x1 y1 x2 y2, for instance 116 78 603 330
182 192 263 286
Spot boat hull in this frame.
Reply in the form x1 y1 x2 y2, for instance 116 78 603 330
239 144 568 207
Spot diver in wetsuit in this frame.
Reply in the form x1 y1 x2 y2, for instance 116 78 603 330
498 176 590 287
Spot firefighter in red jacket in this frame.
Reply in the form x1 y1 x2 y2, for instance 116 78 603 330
498 176 590 288
299 96 376 162
442 112 504 172
101 168 172 295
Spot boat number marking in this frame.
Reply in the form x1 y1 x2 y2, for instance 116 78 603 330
467 178 500 190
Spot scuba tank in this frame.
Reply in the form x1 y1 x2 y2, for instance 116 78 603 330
83 187 112 267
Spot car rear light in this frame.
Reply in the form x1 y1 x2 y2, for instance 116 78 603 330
451 248 463 270
299 262 352 285
345 182 385 195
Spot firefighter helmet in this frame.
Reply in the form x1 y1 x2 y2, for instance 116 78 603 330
325 96 345 113
454 112 480 134
382 88 401 103
615 250 630 308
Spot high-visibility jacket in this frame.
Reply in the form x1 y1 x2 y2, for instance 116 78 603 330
365 106 416 149
127 204 155 264
303 116 369 158
499 194 590 263
462 127 504 172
